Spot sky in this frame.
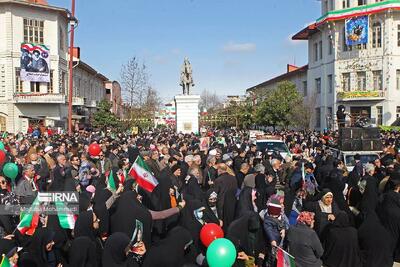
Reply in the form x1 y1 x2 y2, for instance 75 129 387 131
50 0 321 102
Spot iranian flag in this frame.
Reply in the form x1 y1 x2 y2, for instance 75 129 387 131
17 197 40 235
0 255 10 267
128 156 158 192
276 247 295 267
55 201 76 229
107 170 117 192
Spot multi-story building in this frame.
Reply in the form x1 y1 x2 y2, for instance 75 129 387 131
72 60 108 125
105 80 123 118
0 0 71 132
293 0 400 129
248 0 400 130
246 64 308 100
0 0 115 133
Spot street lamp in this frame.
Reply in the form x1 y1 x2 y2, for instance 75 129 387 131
68 0 76 135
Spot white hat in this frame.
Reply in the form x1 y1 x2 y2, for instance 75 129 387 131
209 149 217 156
44 146 53 153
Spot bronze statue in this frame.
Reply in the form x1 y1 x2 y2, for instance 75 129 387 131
180 57 194 95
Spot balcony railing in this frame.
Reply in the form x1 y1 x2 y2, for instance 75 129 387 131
84 99 98 108
72 97 85 106
337 90 386 101
14 93 67 104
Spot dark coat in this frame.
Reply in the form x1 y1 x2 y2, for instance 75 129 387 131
287 224 323 267
322 212 362 267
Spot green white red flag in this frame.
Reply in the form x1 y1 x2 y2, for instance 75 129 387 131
0 254 10 267
17 197 40 235
128 156 158 192
55 201 76 229
276 246 295 267
107 170 117 192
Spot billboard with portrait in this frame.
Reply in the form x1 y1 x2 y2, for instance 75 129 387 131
20 43 50 82
345 16 369 46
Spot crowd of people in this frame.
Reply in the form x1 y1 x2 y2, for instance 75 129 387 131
0 128 398 267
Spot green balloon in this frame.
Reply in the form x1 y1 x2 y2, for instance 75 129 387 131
206 238 236 267
0 142 4 151
3 163 18 181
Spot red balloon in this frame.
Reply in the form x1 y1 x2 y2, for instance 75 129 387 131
88 143 101 157
200 223 224 247
0 150 5 164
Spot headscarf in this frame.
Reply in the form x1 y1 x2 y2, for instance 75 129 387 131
143 226 194 267
69 236 97 267
102 232 131 267
74 210 96 241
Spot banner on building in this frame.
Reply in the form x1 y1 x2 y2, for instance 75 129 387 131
20 43 50 82
345 16 369 46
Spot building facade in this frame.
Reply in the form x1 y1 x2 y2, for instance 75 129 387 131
105 80 123 118
72 60 108 126
0 0 114 133
293 0 400 129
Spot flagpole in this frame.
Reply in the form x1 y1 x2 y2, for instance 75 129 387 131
275 245 296 259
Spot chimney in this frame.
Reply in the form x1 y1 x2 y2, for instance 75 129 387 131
287 64 299 73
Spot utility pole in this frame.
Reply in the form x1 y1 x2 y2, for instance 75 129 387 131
67 0 76 135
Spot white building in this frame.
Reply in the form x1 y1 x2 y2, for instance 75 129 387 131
0 0 110 133
293 0 400 129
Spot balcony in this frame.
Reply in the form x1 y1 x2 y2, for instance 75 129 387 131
84 99 98 108
337 90 386 102
14 93 66 104
72 97 85 106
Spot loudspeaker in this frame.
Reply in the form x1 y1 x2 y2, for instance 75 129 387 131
362 128 380 139
339 128 363 139
339 139 362 151
362 139 383 151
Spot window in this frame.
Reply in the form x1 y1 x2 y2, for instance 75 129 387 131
397 25 400 46
59 27 64 51
30 82 40 93
315 108 321 128
396 106 400 118
343 0 350 8
303 81 308 96
377 106 383 125
397 70 400 90
373 70 383 90
319 40 323 60
15 68 23 93
314 43 318 61
343 27 352 51
60 71 66 94
23 18 44 44
328 74 333 93
357 72 366 91
342 73 351 91
315 78 321 94
48 70 53 93
327 107 333 118
372 22 382 48
328 36 333 55
358 0 366 5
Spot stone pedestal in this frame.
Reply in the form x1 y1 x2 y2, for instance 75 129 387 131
175 95 200 134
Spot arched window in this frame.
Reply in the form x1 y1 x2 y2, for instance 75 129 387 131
372 22 382 48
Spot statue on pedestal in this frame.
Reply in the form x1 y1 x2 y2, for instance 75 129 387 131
180 57 194 95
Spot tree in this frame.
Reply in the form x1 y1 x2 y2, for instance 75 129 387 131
120 57 148 107
200 89 222 112
92 100 121 131
289 94 316 130
255 81 302 130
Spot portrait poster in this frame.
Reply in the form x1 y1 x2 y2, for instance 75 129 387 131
199 137 210 151
345 16 368 46
20 43 50 82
